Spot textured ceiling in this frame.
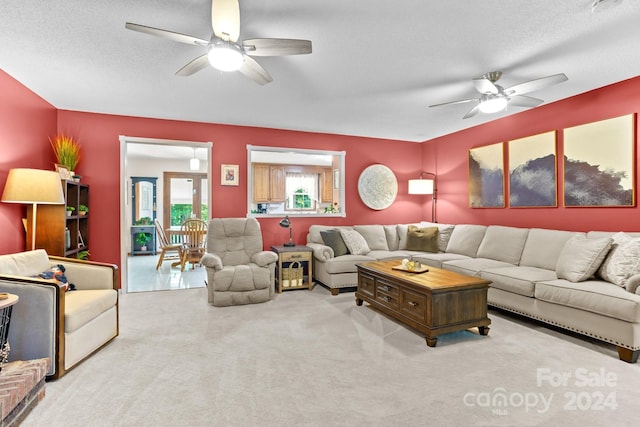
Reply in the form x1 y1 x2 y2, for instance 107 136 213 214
1 1 639 143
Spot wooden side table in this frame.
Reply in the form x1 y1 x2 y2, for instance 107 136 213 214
271 245 314 293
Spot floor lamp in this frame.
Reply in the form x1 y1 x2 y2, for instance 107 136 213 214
408 172 437 223
2 168 65 250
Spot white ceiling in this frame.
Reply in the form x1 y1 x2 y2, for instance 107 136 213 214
1 1 639 143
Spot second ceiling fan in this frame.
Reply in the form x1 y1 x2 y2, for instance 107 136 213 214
430 71 568 119
126 0 312 85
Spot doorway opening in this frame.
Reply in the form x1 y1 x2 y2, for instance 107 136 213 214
119 136 212 293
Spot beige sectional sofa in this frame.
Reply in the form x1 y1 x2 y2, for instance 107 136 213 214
0 249 119 379
306 223 640 363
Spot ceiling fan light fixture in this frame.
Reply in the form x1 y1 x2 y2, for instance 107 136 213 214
591 0 623 13
208 40 244 72
479 96 508 114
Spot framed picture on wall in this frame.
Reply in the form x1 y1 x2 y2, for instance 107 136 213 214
221 164 239 186
508 131 557 208
468 142 505 208
563 114 635 207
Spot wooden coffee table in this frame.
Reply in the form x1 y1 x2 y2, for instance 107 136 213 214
355 260 491 347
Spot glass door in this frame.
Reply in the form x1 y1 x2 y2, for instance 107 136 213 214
163 172 208 230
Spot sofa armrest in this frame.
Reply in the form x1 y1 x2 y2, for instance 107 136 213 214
626 274 640 295
251 251 278 267
49 256 118 292
307 242 334 261
0 275 63 377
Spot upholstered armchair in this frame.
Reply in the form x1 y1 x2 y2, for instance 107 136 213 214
201 218 278 307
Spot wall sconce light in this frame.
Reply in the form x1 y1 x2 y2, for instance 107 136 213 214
2 168 65 250
279 215 295 247
189 147 200 171
408 171 437 223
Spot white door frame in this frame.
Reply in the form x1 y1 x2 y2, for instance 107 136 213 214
119 135 213 294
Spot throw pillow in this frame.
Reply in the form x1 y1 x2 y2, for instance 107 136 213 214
339 229 370 255
406 225 439 252
598 232 640 287
320 229 350 257
556 235 613 283
34 264 74 291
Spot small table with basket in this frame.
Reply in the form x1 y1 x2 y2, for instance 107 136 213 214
271 245 314 293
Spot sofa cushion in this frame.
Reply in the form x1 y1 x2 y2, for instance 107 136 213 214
420 222 456 252
535 279 640 323
519 229 582 270
412 252 471 269
443 258 514 277
384 225 400 251
597 232 640 288
556 235 613 282
406 225 439 252
476 225 529 264
307 225 352 245
367 250 407 261
481 266 558 297
0 249 50 277
64 289 118 333
324 254 376 274
339 229 371 255
445 224 487 257
320 229 349 257
354 225 389 251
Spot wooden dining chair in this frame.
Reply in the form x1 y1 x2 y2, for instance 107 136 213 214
180 219 208 271
154 219 183 270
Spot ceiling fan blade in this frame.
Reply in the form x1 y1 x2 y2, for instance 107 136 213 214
506 73 568 96
429 98 478 108
125 23 208 46
175 54 210 76
473 77 499 94
508 95 544 108
243 38 312 56
238 55 273 85
463 104 481 119
212 0 240 42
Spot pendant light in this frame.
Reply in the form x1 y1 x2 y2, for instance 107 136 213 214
190 148 200 171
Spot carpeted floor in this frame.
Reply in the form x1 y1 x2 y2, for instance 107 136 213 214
22 285 639 426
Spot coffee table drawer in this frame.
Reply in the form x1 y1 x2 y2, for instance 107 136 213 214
358 273 375 298
401 289 427 322
375 280 399 309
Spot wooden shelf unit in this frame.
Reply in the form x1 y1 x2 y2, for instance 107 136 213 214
30 180 89 258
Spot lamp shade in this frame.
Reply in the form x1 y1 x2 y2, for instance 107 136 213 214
2 168 65 204
408 178 434 195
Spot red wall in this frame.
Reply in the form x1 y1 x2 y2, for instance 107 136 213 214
0 70 58 254
56 111 424 266
426 75 640 232
4 66 640 269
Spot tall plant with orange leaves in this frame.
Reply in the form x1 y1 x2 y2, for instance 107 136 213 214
51 134 81 171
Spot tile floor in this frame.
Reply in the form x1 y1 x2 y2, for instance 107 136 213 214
126 253 206 293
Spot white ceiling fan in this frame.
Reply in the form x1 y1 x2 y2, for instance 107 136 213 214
429 71 568 119
125 0 312 85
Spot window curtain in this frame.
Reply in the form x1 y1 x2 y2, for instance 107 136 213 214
285 173 318 209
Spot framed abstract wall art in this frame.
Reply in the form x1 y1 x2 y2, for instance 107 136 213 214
508 131 557 207
221 164 239 186
469 142 505 208
563 114 635 207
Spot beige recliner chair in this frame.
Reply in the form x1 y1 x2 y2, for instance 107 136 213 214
201 218 278 307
